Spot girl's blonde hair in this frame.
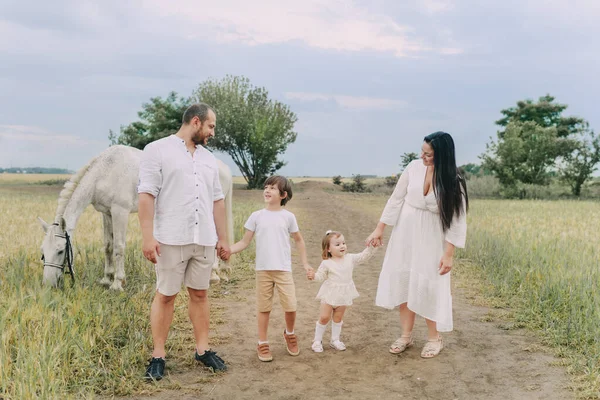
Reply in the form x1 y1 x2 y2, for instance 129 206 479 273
321 230 342 259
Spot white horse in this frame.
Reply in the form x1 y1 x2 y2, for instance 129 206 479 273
38 144 234 290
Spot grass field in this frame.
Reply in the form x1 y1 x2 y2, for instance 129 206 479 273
460 199 600 398
0 179 260 399
343 195 600 399
1 175 599 398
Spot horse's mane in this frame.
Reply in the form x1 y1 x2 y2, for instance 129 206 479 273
54 154 100 223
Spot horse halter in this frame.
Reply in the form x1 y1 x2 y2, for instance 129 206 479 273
41 223 75 285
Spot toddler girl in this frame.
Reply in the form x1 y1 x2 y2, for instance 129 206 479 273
307 230 377 352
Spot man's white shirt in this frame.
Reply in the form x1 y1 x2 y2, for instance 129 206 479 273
138 135 224 246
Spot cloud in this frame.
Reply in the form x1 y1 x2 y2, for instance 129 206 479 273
0 125 102 145
420 0 454 14
142 0 462 57
285 92 407 110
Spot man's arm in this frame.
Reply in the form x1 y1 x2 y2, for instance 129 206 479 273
230 230 255 254
139 193 160 264
291 231 312 272
213 198 230 260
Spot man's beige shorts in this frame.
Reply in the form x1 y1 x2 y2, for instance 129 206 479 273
256 270 297 313
155 243 215 296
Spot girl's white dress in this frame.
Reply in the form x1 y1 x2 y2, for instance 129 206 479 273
314 246 377 307
376 160 467 332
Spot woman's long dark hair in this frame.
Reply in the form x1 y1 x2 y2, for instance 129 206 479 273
424 131 469 231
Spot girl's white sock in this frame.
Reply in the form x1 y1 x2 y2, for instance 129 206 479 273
314 321 327 342
331 321 343 341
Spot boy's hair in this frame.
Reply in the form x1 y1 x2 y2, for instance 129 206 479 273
321 230 342 259
264 175 293 206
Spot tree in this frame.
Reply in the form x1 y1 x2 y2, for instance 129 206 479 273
459 163 493 179
482 95 589 192
481 121 561 187
559 124 600 196
496 94 585 139
460 163 481 176
193 75 298 189
332 175 343 185
109 76 298 189
110 92 189 149
401 152 419 170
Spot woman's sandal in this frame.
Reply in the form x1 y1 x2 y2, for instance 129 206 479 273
389 334 414 354
421 336 443 358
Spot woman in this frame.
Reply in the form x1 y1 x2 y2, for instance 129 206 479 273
366 131 468 358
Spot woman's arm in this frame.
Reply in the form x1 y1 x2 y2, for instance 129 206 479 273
366 163 412 246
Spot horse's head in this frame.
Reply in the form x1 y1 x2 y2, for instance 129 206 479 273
38 217 72 287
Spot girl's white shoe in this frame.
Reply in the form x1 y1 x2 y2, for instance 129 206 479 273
330 339 346 351
311 341 324 353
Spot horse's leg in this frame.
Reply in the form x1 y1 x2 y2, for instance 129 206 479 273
210 249 221 284
99 212 114 287
217 180 234 282
109 207 129 291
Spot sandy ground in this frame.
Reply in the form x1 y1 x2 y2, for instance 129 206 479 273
132 185 572 400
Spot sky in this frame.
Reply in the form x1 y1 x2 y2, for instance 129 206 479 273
1 0 598 177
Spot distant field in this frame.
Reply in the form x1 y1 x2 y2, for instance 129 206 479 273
0 174 385 186
232 176 385 186
0 173 71 184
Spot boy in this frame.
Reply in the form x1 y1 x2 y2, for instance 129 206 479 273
229 175 312 362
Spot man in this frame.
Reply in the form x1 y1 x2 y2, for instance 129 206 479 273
138 103 230 380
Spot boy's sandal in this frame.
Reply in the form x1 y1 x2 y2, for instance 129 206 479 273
421 336 443 358
389 335 414 354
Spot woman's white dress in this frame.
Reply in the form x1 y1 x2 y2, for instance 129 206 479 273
315 246 377 307
376 160 467 332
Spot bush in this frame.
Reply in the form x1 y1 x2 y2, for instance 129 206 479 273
332 175 343 185
466 175 502 198
342 174 370 193
384 175 398 187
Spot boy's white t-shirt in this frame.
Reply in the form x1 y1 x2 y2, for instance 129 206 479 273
244 209 299 271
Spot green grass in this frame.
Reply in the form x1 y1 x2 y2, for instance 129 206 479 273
0 186 260 399
341 194 600 399
461 199 600 399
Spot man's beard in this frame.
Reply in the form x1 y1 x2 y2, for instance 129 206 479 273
192 129 208 145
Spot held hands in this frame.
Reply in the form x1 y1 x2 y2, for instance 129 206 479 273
142 237 161 264
217 240 231 261
439 254 453 275
305 265 315 280
365 228 384 247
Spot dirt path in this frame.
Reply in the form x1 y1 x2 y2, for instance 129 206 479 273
138 186 572 400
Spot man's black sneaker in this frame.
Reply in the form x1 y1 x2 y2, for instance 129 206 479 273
195 349 227 371
144 357 165 381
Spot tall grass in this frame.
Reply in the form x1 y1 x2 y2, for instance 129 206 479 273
341 193 600 398
462 199 600 398
0 186 260 399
